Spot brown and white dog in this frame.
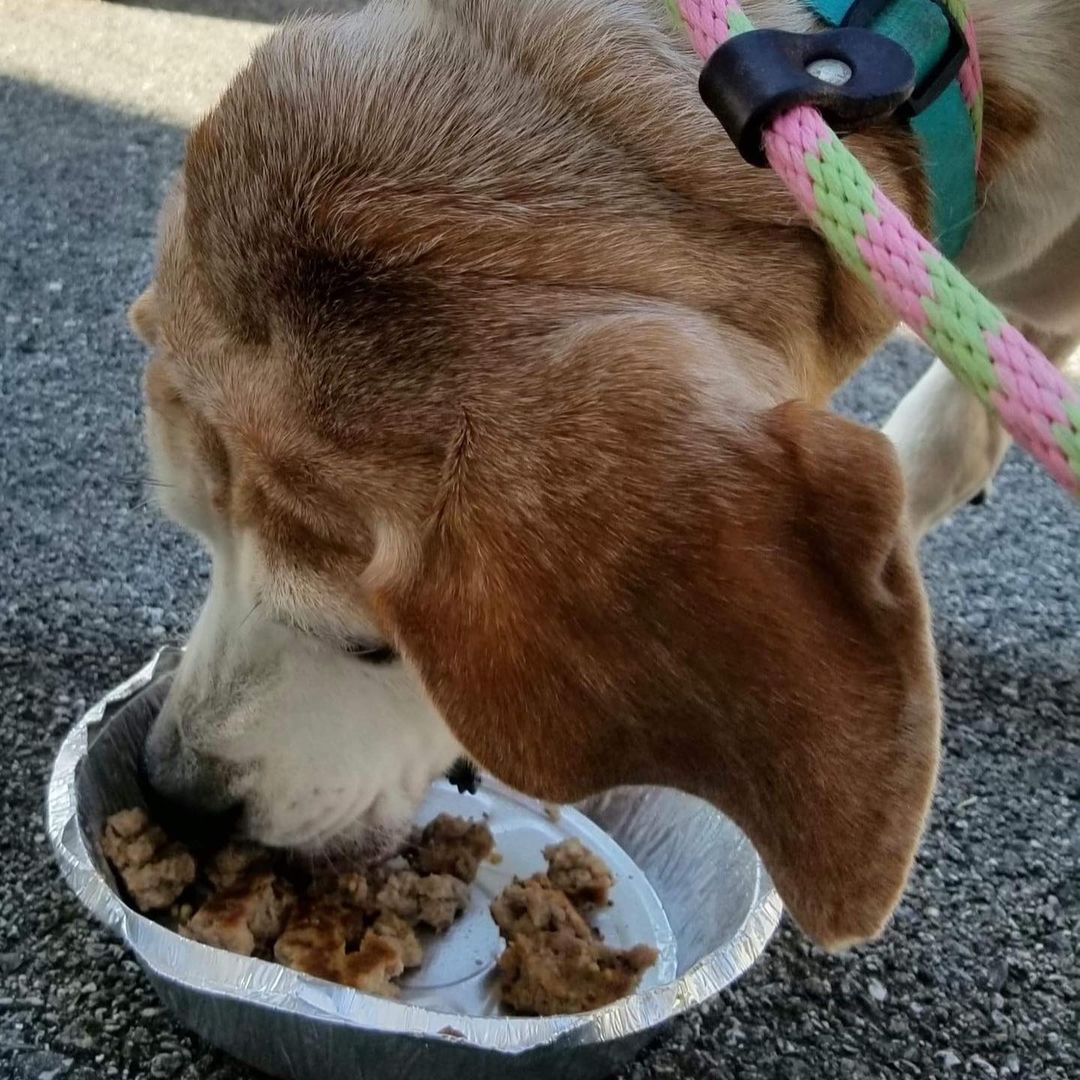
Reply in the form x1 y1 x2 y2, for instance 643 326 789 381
128 0 1080 951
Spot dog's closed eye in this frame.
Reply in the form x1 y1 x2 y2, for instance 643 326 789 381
344 639 398 664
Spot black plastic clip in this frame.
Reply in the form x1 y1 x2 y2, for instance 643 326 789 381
698 27 916 166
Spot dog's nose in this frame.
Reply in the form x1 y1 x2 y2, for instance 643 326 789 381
137 738 243 850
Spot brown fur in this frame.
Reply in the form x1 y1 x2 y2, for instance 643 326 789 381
131 0 1052 948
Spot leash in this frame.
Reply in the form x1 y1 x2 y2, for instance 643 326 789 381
673 0 1080 495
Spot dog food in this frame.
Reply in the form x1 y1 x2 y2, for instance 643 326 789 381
101 809 655 1012
272 898 406 995
100 808 493 997
375 868 470 931
409 812 495 882
100 807 197 912
490 840 658 1015
543 837 614 907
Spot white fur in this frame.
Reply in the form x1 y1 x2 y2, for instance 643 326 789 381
144 416 461 852
883 359 1011 539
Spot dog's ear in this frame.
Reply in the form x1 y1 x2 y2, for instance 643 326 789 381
376 321 940 950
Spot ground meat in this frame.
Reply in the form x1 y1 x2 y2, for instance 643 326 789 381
496 931 658 1016
411 813 495 883
338 932 406 996
274 900 403 996
375 870 469 932
204 842 271 890
273 899 361 965
490 875 593 941
308 870 369 910
101 808 163 868
543 838 614 907
359 856 410 914
370 911 423 969
119 849 198 913
100 808 196 912
491 845 656 1015
182 872 296 957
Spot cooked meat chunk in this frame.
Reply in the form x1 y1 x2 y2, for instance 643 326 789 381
411 814 495 883
543 838 614 907
119 846 197 913
205 842 272 890
100 808 196 912
491 847 656 1015
490 875 593 941
360 856 410 913
274 901 403 996
496 931 658 1015
101 808 162 867
273 899 357 968
308 870 370 909
370 911 423 969
376 870 469 931
339 932 406 996
183 872 295 957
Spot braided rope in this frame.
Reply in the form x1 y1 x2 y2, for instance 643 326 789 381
676 0 1080 494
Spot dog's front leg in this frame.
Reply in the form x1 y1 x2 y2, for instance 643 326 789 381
884 327 1078 539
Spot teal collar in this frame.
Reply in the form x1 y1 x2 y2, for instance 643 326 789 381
804 0 977 258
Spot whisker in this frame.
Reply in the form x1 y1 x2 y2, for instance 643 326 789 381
237 599 263 631
117 474 175 489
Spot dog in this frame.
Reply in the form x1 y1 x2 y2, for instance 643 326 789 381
128 0 1080 951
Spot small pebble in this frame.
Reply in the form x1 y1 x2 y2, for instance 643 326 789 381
0 950 24 974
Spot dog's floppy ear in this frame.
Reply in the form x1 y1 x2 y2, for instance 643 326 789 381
376 321 940 949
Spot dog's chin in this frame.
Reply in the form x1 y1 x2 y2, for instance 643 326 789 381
249 813 411 867
303 824 407 864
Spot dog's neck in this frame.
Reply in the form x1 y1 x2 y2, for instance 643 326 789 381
716 0 1073 397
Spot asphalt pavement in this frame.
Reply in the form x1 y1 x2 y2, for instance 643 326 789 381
1 2 1076 1078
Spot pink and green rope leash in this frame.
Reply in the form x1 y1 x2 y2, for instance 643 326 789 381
674 0 1080 494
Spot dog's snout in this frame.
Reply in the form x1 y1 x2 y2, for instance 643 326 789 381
138 734 243 849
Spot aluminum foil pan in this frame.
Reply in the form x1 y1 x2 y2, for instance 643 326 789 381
48 648 781 1080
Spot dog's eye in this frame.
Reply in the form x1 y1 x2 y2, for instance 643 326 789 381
344 640 398 664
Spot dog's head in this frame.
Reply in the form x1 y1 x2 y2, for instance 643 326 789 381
131 3 939 949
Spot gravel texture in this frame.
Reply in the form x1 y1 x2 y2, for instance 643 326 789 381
1 2 1077 1078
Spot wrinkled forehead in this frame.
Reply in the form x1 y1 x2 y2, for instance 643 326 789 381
140 173 256 391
